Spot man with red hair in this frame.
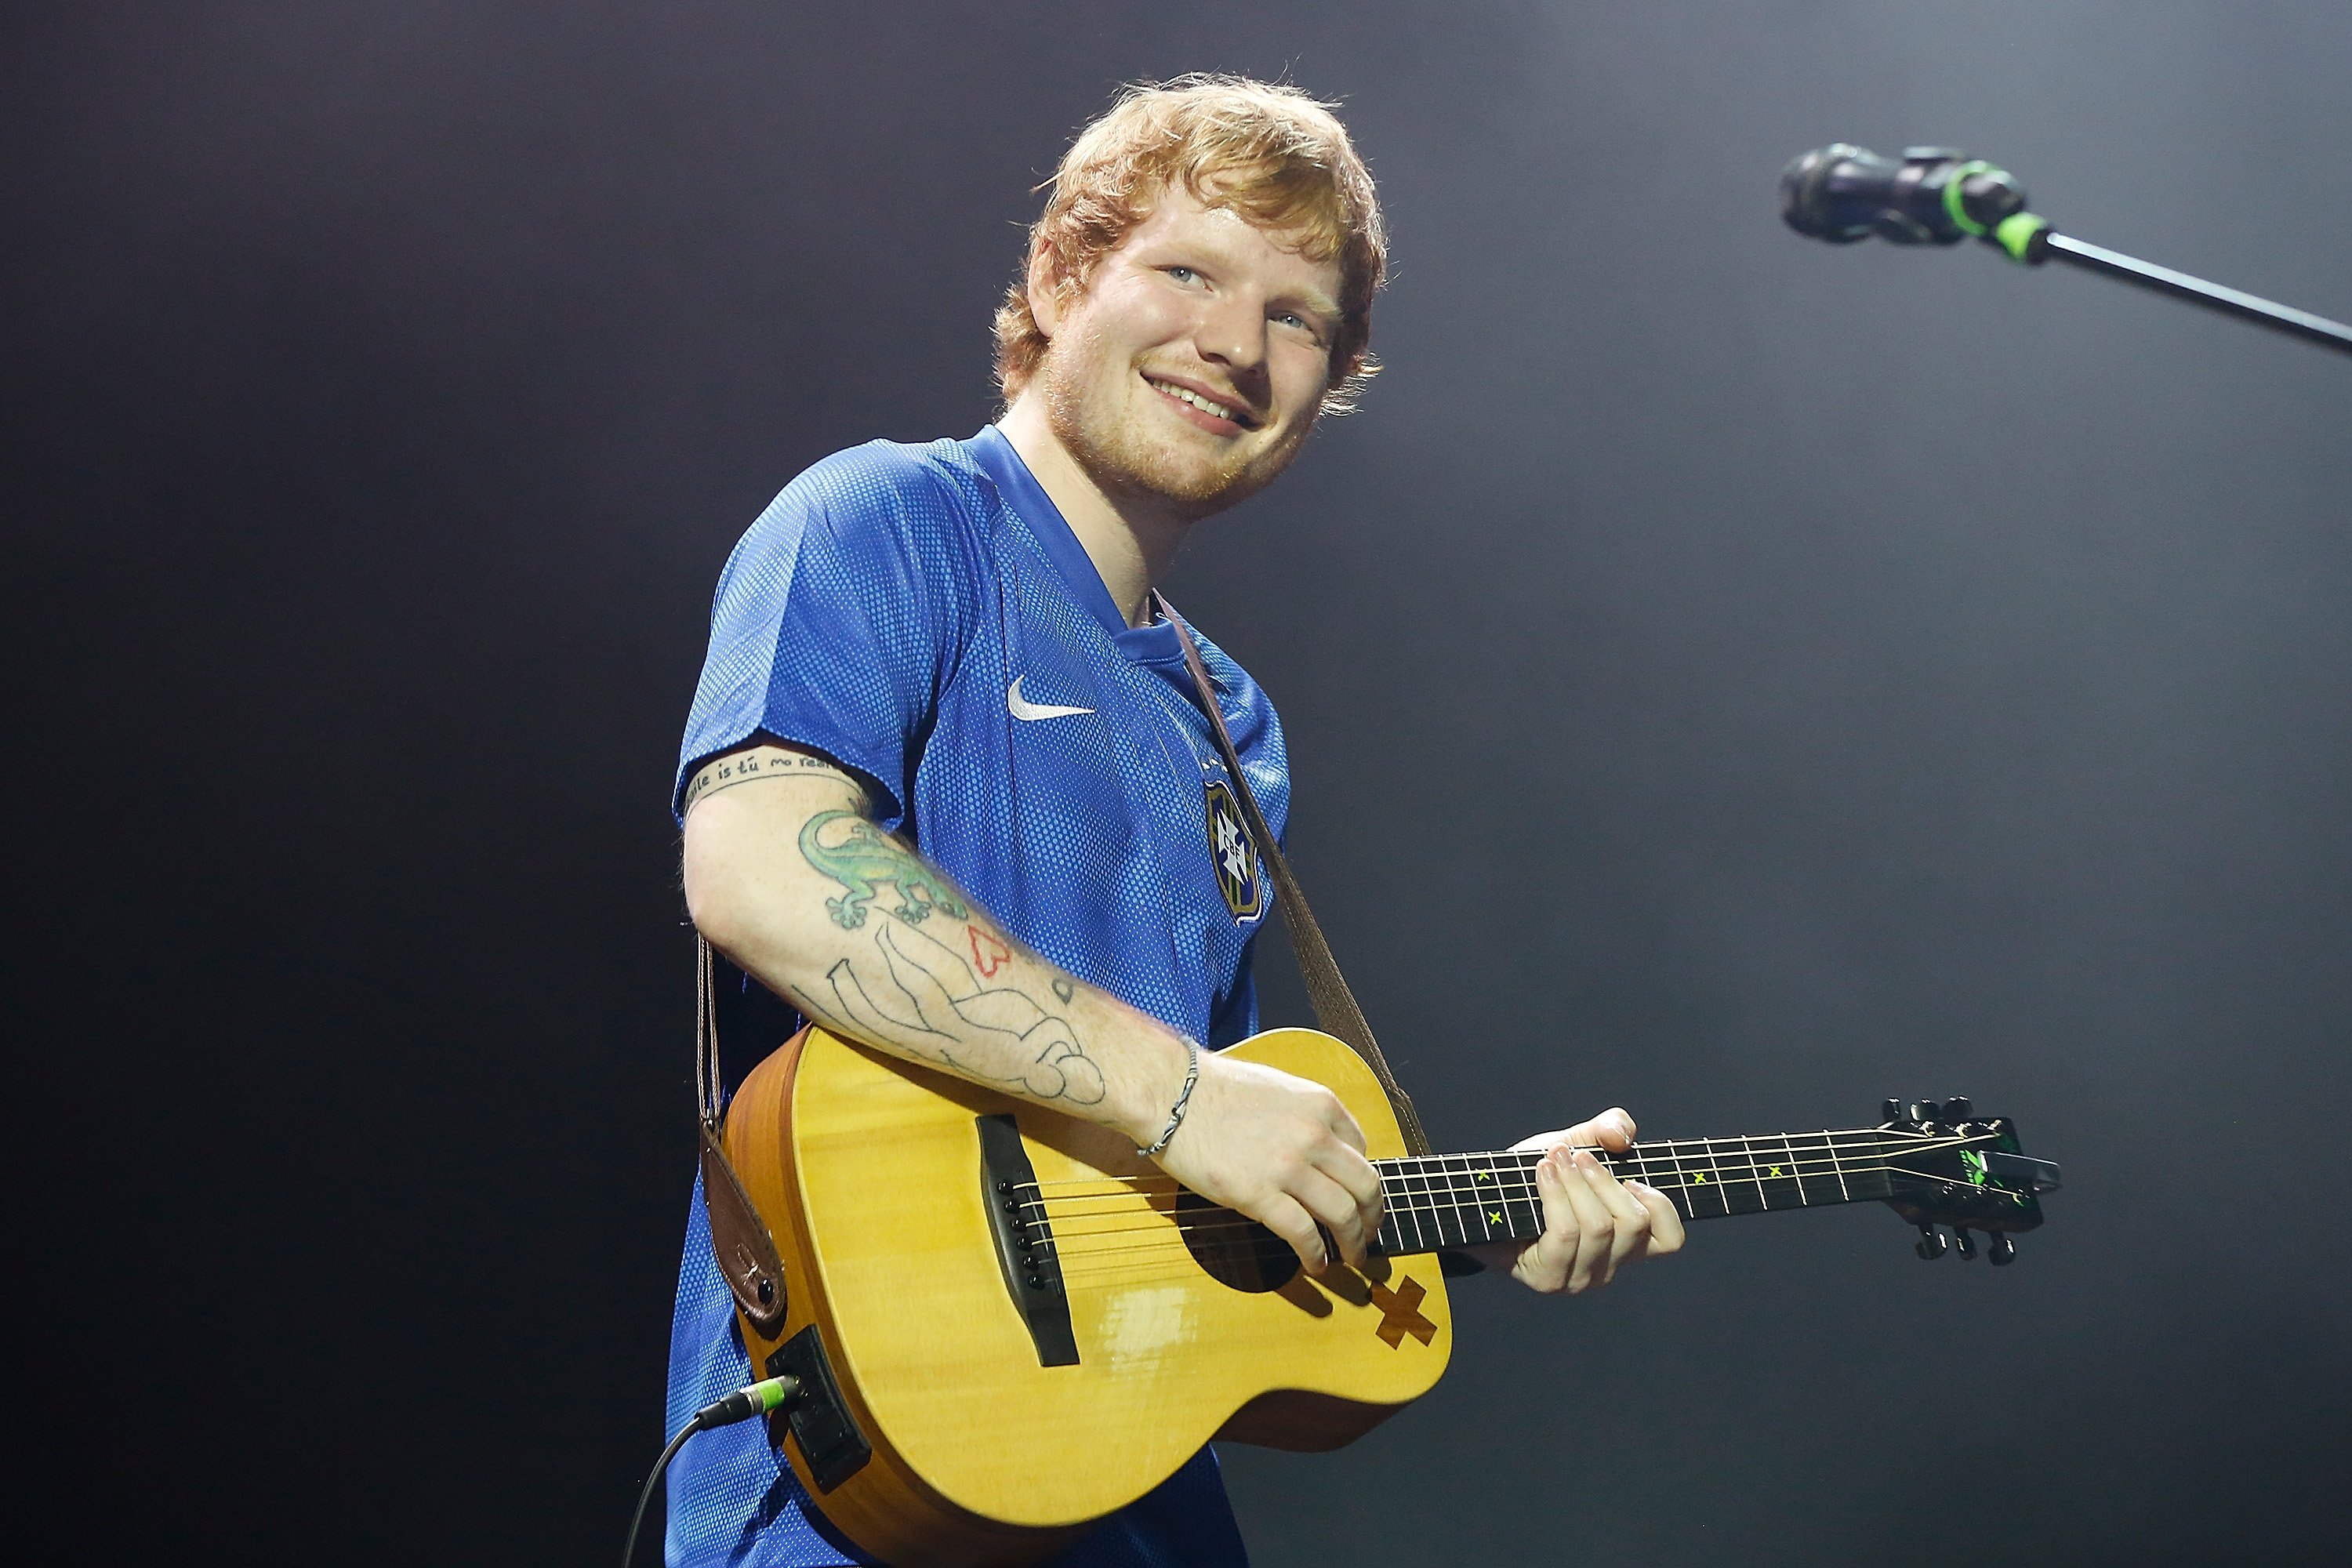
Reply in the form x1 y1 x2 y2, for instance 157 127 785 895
666 74 1682 1565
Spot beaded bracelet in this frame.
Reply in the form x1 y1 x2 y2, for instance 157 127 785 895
1136 1035 1201 1157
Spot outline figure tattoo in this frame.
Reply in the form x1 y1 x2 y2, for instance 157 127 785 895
823 920 1106 1105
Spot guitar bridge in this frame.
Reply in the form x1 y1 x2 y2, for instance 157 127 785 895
975 1114 1080 1367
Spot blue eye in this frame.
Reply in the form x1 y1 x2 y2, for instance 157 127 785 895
1166 266 1197 282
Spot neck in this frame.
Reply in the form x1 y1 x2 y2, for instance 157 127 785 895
997 397 1189 630
1370 1130 1915 1255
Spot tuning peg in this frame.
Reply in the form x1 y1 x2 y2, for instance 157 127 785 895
1952 1227 1978 1261
1988 1233 2017 1266
1907 1100 1940 1123
1944 1095 1972 1120
1914 1224 1947 1261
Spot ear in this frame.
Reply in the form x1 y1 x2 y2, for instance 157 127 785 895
1025 235 1068 339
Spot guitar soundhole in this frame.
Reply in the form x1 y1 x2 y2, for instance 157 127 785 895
1175 1190 1301 1293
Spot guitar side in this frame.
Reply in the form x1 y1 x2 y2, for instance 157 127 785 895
723 1025 1454 1567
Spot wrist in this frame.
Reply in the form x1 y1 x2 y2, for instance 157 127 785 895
1134 1034 1202 1157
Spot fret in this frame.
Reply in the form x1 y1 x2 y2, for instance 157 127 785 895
1826 1131 1853 1203
1444 1156 1479 1247
1415 1156 1454 1249
1751 1133 1807 1210
1380 1158 1432 1254
1453 1155 1495 1245
1461 1156 1497 1244
1780 1132 1817 1206
1838 1131 1894 1203
1703 1147 1740 1222
1374 1160 1406 1254
1400 1157 1442 1250
1374 1180 1407 1256
1396 1157 1428 1253
1504 1150 1544 1238
1427 1156 1457 1247
1699 1138 1734 1218
1635 1142 1701 1223
1650 1142 1697 1222
1783 1131 1834 1206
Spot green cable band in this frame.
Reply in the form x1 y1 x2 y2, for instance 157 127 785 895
754 1377 792 1413
1994 211 2050 263
1941 159 2000 237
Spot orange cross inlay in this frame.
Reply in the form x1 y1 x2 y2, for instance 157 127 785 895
1368 1276 1436 1348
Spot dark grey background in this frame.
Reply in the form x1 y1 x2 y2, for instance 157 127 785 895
10 3 2348 1563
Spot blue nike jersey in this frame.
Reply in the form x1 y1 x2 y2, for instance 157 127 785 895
662 425 1285 1567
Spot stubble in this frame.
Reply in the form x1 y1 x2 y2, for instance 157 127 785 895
1040 314 1315 522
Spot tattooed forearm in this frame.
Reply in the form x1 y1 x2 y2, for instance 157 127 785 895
813 920 1108 1105
793 807 1106 1105
681 744 861 817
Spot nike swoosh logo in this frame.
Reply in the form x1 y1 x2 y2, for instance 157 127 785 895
1007 675 1094 721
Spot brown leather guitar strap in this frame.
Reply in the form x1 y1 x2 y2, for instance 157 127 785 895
695 933 790 1335
1156 593 1433 1159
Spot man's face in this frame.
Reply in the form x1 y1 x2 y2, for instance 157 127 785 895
1029 183 1346 520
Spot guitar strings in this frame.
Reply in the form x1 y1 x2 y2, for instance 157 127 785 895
1013 1130 1994 1194
1020 1148 1991 1240
1049 1189 1985 1288
1025 1175 1966 1250
1040 1161 1984 1282
1007 1155 1992 1255
1008 1133 1994 1217
981 1132 2017 1271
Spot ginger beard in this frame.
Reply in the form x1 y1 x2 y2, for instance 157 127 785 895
1035 274 1327 522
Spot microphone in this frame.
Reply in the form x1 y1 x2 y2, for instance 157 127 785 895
1780 143 2042 256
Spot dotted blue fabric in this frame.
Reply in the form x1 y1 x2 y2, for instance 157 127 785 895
664 427 1283 1566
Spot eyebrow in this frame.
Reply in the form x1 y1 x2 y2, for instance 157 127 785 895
1284 287 1342 324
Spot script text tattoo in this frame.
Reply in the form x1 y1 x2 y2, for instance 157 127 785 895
681 746 864 816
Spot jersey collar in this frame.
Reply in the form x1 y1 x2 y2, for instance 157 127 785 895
968 425 1183 664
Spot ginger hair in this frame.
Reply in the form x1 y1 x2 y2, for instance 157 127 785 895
993 74 1387 415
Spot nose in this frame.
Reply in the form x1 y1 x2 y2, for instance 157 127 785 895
1194 289 1270 384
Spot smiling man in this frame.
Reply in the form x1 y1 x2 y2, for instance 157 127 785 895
664 76 1683 1566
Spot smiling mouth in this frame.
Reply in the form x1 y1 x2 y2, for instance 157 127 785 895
1144 375 1258 430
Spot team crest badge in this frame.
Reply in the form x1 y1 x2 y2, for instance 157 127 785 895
1203 779 1263 921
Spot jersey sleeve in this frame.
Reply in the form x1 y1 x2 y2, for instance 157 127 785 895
673 443 977 828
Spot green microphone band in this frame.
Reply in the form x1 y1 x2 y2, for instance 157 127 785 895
1994 211 2051 263
1940 159 2001 237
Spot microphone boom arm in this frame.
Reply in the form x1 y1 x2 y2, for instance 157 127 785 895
1781 143 2352 360
2027 229 2352 357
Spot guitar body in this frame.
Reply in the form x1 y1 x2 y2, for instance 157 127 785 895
722 1025 1454 1567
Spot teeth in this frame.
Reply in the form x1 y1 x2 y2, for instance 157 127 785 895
1151 378 1242 422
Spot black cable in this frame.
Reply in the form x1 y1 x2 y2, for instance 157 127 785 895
621 1418 703 1568
621 1375 800 1568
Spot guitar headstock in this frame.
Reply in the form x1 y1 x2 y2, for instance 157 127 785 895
1876 1098 2061 1265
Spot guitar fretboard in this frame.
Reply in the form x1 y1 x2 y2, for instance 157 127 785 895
1372 1131 1901 1256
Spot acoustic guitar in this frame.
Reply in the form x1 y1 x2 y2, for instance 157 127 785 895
717 1023 2060 1566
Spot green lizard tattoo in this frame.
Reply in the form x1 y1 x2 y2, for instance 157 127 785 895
800 810 971 930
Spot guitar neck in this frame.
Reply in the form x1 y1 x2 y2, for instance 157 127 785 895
1373 1129 1905 1256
